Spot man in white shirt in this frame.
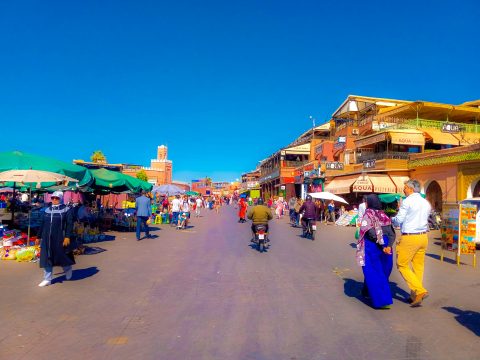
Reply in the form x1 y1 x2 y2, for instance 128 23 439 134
171 195 181 226
392 179 431 307
195 197 203 217
357 195 367 225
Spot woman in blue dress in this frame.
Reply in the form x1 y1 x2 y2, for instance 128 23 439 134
356 194 396 309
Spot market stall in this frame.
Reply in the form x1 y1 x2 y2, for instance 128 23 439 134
440 198 478 267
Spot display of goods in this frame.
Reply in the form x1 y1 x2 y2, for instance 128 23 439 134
1 247 18 260
15 247 36 262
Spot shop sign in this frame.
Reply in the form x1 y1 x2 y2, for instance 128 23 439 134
353 178 373 192
337 136 346 143
442 123 460 133
326 162 344 170
304 164 314 171
363 159 376 169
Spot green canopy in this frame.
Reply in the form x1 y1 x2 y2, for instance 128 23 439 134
0 151 93 187
89 168 152 194
378 193 426 203
378 193 405 203
185 191 200 196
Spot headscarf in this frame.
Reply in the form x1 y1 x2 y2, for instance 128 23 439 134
355 194 391 266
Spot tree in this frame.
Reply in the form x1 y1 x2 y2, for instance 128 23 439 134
91 150 107 164
136 169 148 182
205 177 212 187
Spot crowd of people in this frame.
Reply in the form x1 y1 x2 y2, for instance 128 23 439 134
32 178 433 313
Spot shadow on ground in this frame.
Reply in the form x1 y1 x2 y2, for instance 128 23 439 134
443 307 480 336
52 266 99 284
343 278 411 307
426 253 464 265
82 246 107 255
84 234 116 244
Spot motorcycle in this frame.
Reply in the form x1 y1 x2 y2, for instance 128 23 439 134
428 210 441 230
253 224 269 252
302 218 316 240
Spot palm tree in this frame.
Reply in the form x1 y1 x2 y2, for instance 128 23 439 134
91 150 107 164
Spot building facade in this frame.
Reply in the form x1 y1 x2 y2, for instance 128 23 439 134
122 145 173 186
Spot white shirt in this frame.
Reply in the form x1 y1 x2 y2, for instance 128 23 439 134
196 198 203 208
181 201 190 212
171 198 181 212
392 193 431 234
358 202 366 221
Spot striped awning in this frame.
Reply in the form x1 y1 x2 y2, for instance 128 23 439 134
354 132 387 148
324 176 357 194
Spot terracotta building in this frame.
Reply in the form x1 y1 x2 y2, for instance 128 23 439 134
122 145 172 186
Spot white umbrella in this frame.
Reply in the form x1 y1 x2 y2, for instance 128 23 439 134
0 170 79 243
308 191 349 204
152 184 185 196
0 169 78 186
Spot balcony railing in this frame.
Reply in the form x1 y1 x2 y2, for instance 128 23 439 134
357 117 480 134
356 151 410 163
284 160 310 168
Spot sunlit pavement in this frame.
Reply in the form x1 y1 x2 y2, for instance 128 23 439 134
1 206 479 360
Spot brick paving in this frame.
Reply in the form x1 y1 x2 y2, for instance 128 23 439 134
1 206 479 360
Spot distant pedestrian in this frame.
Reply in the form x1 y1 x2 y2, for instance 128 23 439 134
135 190 152 240
171 195 181 225
37 191 75 287
195 197 202 217
275 197 284 219
328 200 336 224
392 179 431 307
238 197 247 223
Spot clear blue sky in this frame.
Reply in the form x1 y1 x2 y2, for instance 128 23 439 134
1 0 478 182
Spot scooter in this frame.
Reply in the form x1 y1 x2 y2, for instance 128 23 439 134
302 218 316 240
253 224 269 252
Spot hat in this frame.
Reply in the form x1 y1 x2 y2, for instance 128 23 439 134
51 191 64 199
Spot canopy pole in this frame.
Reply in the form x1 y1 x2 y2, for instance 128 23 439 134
27 185 32 244
11 182 16 224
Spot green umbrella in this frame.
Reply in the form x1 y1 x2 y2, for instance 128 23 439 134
89 168 152 194
185 191 200 196
0 151 92 186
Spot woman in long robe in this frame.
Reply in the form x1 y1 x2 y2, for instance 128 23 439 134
356 194 395 308
38 191 75 287
238 198 247 223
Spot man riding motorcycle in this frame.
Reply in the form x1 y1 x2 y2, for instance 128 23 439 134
247 198 273 244
299 195 318 234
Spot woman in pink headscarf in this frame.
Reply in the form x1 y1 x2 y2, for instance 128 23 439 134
275 197 284 219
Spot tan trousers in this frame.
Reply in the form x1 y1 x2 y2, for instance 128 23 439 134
396 233 428 295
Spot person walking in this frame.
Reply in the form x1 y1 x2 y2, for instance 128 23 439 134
171 195 181 226
195 197 203 217
294 198 303 227
392 179 431 307
275 197 284 219
356 194 396 309
328 200 336 224
238 197 247 223
135 190 152 240
37 191 75 287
